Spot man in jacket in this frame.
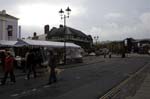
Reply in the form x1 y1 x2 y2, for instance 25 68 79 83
47 50 57 85
0 51 15 85
26 49 37 79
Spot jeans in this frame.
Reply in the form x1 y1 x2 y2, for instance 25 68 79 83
1 71 16 84
27 64 37 79
49 68 57 83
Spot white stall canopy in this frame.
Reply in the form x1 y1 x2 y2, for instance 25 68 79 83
15 39 81 48
0 40 18 47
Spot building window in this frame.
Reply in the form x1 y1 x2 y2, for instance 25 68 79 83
7 25 13 36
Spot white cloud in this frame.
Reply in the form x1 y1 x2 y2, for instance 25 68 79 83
90 27 101 36
140 12 150 30
17 4 60 26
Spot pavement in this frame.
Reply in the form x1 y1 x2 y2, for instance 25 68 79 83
0 54 150 99
127 68 150 99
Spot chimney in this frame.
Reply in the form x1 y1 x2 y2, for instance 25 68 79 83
33 32 37 37
18 26 21 39
44 25 49 34
2 10 6 15
59 24 63 28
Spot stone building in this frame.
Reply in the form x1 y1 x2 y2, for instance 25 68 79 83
122 38 150 54
0 10 18 40
46 25 93 50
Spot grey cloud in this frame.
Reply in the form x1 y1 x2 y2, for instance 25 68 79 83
68 0 150 41
0 0 150 41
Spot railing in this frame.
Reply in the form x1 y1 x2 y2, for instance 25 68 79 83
51 37 90 43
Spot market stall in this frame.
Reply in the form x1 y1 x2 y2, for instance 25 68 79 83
0 40 18 47
15 39 83 65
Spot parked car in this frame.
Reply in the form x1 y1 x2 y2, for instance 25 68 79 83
95 48 109 56
89 52 96 56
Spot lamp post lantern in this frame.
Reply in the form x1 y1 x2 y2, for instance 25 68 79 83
59 6 71 64
94 36 99 45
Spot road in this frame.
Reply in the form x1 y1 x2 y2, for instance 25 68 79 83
0 55 150 99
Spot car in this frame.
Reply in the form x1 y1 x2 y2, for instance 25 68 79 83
89 52 96 56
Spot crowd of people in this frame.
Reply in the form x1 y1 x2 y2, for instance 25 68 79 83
0 49 58 86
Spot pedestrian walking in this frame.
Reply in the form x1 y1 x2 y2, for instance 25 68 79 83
23 50 29 73
26 49 37 79
0 50 6 70
34 49 43 67
0 51 16 85
109 52 112 58
47 50 57 85
104 53 106 58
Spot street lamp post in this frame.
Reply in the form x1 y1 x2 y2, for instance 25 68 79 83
59 7 71 64
94 36 99 45
122 39 127 58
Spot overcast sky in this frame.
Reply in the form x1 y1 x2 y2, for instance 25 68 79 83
1 0 150 41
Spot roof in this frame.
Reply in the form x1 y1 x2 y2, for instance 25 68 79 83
0 40 17 47
48 27 88 38
16 39 81 48
0 13 18 20
135 39 150 42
